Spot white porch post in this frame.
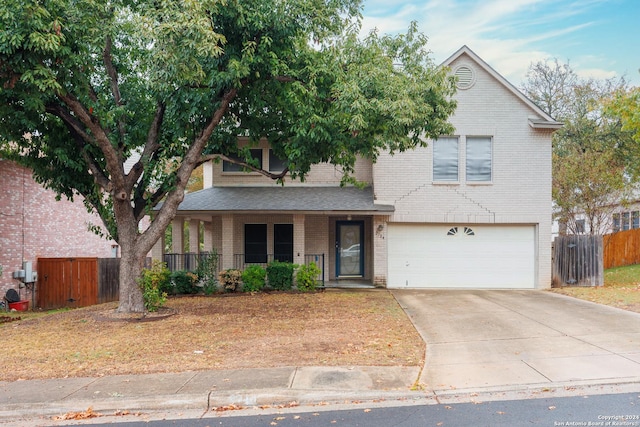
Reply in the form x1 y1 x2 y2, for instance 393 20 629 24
293 214 305 266
151 235 164 263
372 216 388 288
171 218 184 253
203 220 213 253
188 220 200 253
221 214 234 270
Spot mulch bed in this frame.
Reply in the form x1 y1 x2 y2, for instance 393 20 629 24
93 307 177 322
0 315 21 324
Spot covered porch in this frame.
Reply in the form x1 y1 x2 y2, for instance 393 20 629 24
152 186 393 287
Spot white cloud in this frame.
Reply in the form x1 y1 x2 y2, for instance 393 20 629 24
360 0 628 86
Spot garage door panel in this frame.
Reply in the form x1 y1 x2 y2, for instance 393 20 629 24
387 224 535 289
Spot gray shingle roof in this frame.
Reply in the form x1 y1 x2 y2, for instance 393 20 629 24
173 186 394 214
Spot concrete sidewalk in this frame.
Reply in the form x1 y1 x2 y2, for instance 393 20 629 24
0 366 423 423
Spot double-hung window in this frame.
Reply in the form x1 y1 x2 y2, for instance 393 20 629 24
433 137 459 182
223 149 263 172
466 137 492 182
268 149 287 173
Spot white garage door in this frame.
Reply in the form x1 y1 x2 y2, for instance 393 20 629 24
387 224 535 289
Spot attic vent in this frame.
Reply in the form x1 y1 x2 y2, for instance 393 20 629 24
454 65 475 89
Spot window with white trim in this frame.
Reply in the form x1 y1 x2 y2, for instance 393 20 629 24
466 136 492 182
223 149 263 172
433 137 459 182
612 211 640 232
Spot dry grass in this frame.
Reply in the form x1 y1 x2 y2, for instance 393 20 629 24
0 290 424 382
551 264 640 313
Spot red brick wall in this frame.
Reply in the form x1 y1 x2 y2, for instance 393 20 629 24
0 160 116 299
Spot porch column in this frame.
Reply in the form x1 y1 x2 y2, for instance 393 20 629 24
293 214 305 266
171 218 184 253
188 219 200 253
203 220 213 253
221 214 234 270
372 216 388 288
151 235 164 262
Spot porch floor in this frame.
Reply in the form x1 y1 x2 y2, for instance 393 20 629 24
323 279 376 289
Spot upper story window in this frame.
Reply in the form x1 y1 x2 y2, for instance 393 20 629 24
223 149 263 172
433 137 459 182
466 136 492 182
268 149 287 172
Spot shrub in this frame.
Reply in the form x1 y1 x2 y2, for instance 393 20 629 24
242 265 266 292
218 269 242 292
139 261 170 312
266 260 296 290
296 262 322 292
171 270 199 294
196 250 219 294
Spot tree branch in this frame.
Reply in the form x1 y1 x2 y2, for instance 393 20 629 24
103 35 126 145
198 153 289 180
138 88 238 251
56 92 125 193
45 103 112 191
126 102 166 189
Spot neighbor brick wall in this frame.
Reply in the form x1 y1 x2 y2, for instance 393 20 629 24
0 160 115 299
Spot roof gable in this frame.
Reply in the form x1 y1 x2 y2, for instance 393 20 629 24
442 46 562 129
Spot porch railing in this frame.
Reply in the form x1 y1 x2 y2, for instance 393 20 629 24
162 252 325 286
163 252 221 273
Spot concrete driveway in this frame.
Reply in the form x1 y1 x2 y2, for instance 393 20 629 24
392 290 640 394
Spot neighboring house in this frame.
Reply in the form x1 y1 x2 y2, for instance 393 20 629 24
0 159 117 299
552 191 640 238
155 46 562 289
612 203 640 233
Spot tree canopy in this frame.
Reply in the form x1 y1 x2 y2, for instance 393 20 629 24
522 59 635 235
0 0 457 312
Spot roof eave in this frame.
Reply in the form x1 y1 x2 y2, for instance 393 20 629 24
528 119 564 130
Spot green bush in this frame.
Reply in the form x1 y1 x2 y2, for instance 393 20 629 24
296 262 322 292
242 265 266 292
171 270 199 294
218 269 242 292
266 261 296 290
196 250 219 294
139 261 170 312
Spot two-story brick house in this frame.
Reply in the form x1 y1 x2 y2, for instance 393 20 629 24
156 46 561 289
0 159 116 299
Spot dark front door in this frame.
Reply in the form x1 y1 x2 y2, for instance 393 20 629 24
336 221 364 277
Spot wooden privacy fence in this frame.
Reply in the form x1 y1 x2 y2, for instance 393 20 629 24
37 258 121 309
552 235 603 287
603 228 640 269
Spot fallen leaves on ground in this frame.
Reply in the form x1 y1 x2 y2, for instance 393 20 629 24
52 407 102 420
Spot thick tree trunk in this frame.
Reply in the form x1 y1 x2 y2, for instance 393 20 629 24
117 241 146 313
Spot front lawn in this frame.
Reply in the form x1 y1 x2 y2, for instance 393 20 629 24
0 290 424 382
551 264 640 313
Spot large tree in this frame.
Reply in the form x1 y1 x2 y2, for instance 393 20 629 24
0 0 457 312
522 59 634 235
606 86 640 178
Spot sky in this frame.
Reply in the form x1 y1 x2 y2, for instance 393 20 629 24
360 0 639 87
